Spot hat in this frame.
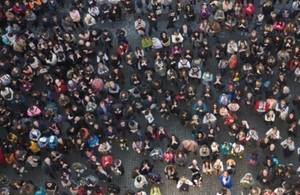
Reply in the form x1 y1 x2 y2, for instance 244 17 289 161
39 137 47 143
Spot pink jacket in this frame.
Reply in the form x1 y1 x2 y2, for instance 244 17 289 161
273 21 285 31
27 105 42 117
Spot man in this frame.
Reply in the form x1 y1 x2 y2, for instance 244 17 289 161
41 157 57 180
257 168 274 185
231 142 244 159
275 99 289 120
147 11 158 36
135 17 147 36
100 29 114 55
218 93 231 106
192 100 207 117
254 99 269 114
246 128 259 147
202 112 217 129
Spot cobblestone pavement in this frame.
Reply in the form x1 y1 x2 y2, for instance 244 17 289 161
0 0 300 194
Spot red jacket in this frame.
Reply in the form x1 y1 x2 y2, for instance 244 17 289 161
244 4 255 15
54 79 67 94
224 114 237 126
0 149 5 165
254 101 269 113
101 155 113 169
117 43 130 57
289 59 299 71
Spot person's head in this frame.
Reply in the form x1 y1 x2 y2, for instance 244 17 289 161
222 171 229 177
192 159 198 165
262 169 269 176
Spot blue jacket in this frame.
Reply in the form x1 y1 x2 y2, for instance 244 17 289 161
219 175 233 188
47 136 58 149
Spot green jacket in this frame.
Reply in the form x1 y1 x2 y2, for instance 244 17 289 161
141 37 153 49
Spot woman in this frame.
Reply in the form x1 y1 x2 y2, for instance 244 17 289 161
280 137 295 157
60 171 72 187
164 164 179 182
221 141 232 156
187 159 202 187
222 0 233 17
202 160 213 175
191 30 201 50
96 165 112 183
226 158 236 175
167 134 180 150
248 152 260 166
263 156 276 170
174 151 187 166
199 145 210 160
240 173 254 189
264 110 276 126
111 159 125 176
266 126 281 142
184 4 195 21
213 159 224 175
219 171 232 188
134 46 145 60
141 35 153 51
150 186 161 195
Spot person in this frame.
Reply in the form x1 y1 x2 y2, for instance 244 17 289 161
150 186 161 195
203 112 217 129
199 144 210 160
246 128 259 147
213 159 224 175
202 160 213 175
280 137 295 157
149 147 163 161
257 168 274 185
181 139 198 154
275 99 289 121
248 152 260 166
174 151 187 166
219 171 232 188
135 17 147 36
226 159 236 175
107 183 121 194
44 181 59 195
147 11 158 36
231 142 245 159
216 187 232 195
187 159 202 186
266 126 281 142
240 173 254 189
41 157 56 180
257 137 270 151
134 175 148 189
176 176 194 192
69 7 84 28
164 164 179 182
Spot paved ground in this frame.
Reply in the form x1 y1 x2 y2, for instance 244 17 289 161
0 0 300 195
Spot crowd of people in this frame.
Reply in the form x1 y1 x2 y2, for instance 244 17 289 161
1 0 300 194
